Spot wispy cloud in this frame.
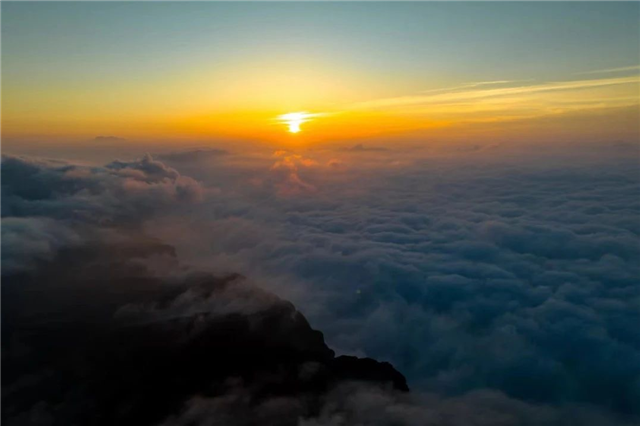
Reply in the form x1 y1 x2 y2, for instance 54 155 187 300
419 80 529 95
576 65 640 75
345 75 639 123
352 76 639 110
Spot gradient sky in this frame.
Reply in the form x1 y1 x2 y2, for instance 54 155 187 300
3 5 640 423
2 2 639 146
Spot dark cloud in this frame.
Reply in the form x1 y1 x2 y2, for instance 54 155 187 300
299 383 637 426
1 154 209 272
1 217 82 273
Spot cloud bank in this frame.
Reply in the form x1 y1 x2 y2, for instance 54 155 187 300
151 144 640 422
1 153 208 272
2 142 639 425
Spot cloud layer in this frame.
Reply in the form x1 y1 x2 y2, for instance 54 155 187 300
150 144 640 421
3 143 639 425
1 153 208 272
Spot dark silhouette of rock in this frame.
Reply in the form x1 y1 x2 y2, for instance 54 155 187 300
2 244 408 426
333 356 409 392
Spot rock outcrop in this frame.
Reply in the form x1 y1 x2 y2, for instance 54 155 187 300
2 248 407 426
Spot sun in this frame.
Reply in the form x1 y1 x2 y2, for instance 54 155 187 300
277 112 314 134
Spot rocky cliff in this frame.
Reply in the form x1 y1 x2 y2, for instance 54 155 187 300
2 245 407 426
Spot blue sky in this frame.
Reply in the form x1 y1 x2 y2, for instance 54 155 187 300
4 2 638 86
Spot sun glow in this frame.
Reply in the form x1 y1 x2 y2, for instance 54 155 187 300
278 112 315 134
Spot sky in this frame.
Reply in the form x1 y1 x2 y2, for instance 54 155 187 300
2 2 639 148
2 3 640 425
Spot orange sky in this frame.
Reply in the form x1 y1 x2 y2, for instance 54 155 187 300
2 2 639 148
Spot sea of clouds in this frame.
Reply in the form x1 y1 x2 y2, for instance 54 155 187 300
2 139 639 425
